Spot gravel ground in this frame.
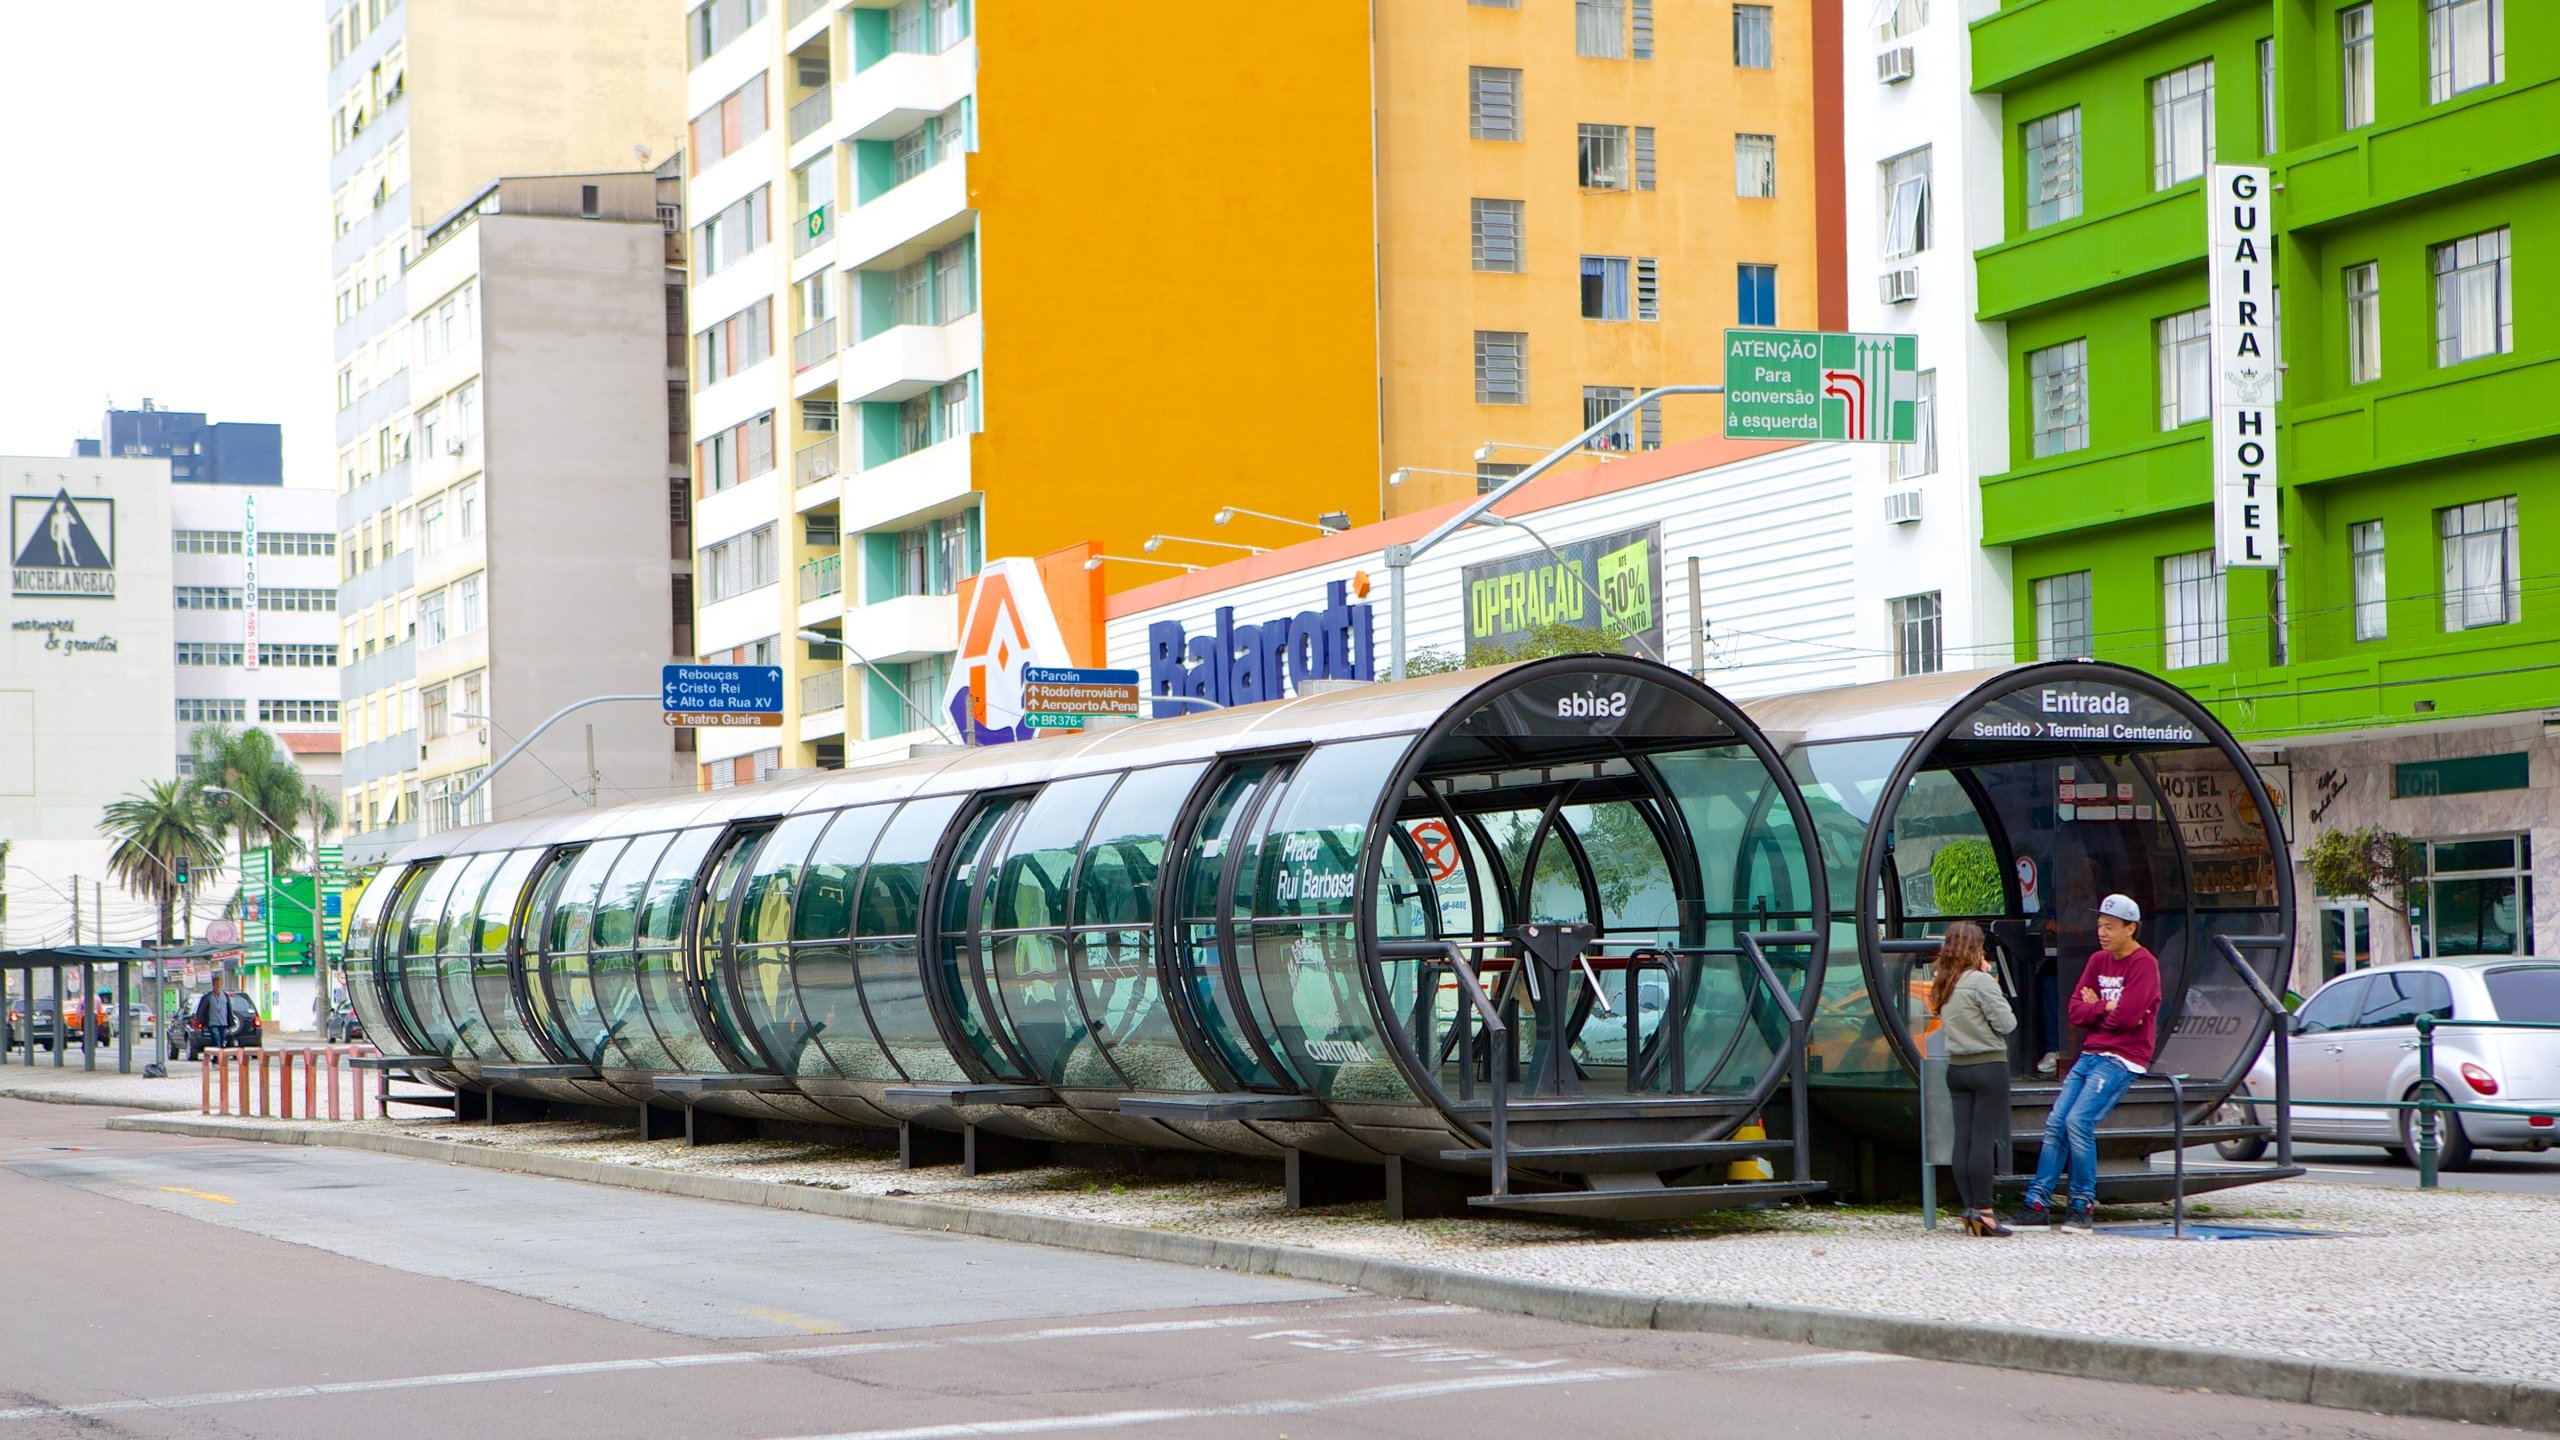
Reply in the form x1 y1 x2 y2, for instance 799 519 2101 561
139 1111 2560 1386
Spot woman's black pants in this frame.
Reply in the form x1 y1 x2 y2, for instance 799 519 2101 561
1946 1059 2012 1213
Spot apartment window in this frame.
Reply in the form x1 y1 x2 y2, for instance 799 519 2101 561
1476 462 1527 495
2334 260 2382 385
2441 496 2521 630
1735 133 1776 198
1472 198 1524 272
1580 256 1633 320
2157 306 2211 429
932 236 976 321
172 530 244 555
697 299 774 386
1475 330 1527 404
176 699 247 724
699 412 778 494
2331 5 2378 131
701 523 781 603
260 588 338 613
451 379 481 440
1577 0 1627 57
269 643 341 668
2434 228 2512 366
2428 0 2503 102
2150 61 2215 189
2259 38 2278 154
2034 572 2093 660
1578 124 1630 189
422 683 449 738
456 575 482 634
2352 519 2388 641
2408 835 2534 958
1584 386 1638 452
888 512 980 599
418 591 446 645
695 186 771 278
1890 592 1943 677
2162 550 2228 668
1469 67 1521 141
1736 264 1777 326
2028 339 2089 457
1733 4 1773 67
173 586 241 611
261 699 341 726
1635 257 1659 320
687 0 767 65
456 480 481 537
2024 109 2082 230
1892 370 1937 481
689 72 769 172
2271 553 2291 664
892 374 979 458
175 643 244 667
1880 146 1931 259
1633 127 1657 190
1875 0 1925 41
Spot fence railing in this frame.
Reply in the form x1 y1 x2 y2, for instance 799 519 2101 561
788 86 833 143
788 0 828 23
792 317 838 373
801 666 846 714
795 434 840 487
799 552 843 602
202 1044 383 1121
794 202 833 257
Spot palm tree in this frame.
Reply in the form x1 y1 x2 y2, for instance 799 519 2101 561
99 781 225 945
187 724 309 865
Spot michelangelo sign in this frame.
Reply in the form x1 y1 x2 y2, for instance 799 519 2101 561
11 490 115 598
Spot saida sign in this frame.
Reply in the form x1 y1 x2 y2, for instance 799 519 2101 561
11 490 115 598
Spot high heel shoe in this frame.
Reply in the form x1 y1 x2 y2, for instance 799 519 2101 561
1961 1210 2014 1238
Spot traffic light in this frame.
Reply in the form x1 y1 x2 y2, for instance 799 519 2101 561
173 854 191 887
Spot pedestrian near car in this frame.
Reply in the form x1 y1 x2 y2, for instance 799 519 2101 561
194 977 236 1053
1930 921 2017 1237
2011 894 2160 1233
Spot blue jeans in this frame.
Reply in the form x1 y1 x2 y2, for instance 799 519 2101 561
2023 1051 2139 1210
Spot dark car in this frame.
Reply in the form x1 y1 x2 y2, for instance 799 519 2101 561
173 995 263 1061
325 1005 365 1043
16 999 110 1051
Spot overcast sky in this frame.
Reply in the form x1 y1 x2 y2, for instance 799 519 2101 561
0 2 331 487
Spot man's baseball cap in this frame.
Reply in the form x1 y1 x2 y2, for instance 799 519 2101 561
2098 894 2141 924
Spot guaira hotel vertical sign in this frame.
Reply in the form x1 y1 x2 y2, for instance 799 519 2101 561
2209 165 2279 569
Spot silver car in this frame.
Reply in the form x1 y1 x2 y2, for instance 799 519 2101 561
2221 958 2560 1168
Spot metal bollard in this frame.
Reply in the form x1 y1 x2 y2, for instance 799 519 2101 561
2417 1015 2441 1189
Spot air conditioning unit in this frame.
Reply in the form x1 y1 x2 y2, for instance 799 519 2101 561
1885 489 1924 525
1880 268 1921 304
1877 47 1916 84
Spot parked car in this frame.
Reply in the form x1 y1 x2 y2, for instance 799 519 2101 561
125 1004 155 1039
2220 957 2560 1169
15 998 112 1049
325 1005 365 1043
172 995 264 1061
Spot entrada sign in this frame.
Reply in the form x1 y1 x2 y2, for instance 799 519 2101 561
1145 580 1375 715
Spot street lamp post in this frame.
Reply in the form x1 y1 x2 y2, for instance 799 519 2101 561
1385 384 1722 680
794 630 962 747
1145 533 1266 557
1083 555 1201 574
1212 506 1351 536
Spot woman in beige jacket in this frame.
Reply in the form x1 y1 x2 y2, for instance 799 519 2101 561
1930 921 2018 1236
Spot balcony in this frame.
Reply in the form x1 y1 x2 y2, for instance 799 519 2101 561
841 434 972 534
792 317 839 373
795 434 841 487
793 201 834 257
838 156 972 272
840 41 976 141
800 665 846 714
789 87 834 144
799 551 844 603
839 313 980 404
841 591 959 668
788 0 829 25
1973 183 2202 322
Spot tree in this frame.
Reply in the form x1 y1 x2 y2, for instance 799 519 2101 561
1404 620 1634 677
98 781 225 946
2305 824 2421 958
186 724 310 865
1928 838 2004 916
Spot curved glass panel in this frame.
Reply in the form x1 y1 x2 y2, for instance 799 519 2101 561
1171 762 1296 1090
1239 737 1418 1103
469 848 547 1062
1780 738 1912 1088
793 804 897 1079
734 813 829 1073
635 828 724 1072
855 795 967 1081
342 863 411 1053
691 829 771 1068
434 851 507 1059
1072 762 1210 1092
935 798 1030 1080
515 851 578 1060
590 833 676 1069
982 773 1117 1087
390 858 463 1054
538 840 624 1065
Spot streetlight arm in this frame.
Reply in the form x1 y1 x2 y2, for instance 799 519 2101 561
1215 506 1338 535
451 694 656 811
796 632 961 746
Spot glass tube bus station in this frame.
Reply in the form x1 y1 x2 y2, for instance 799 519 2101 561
348 656 2299 1220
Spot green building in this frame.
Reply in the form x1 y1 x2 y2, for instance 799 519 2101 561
1969 0 2553 973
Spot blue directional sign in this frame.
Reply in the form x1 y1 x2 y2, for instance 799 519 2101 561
662 664 786 727
1023 667 1140 687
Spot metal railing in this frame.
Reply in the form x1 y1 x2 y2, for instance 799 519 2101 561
2209 934 2295 1166
794 202 833 257
795 434 840 487
1381 940 1511 1195
788 0 828 23
798 552 843 602
788 86 833 143
800 666 845 713
792 317 838 372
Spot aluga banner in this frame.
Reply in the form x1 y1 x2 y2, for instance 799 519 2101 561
2208 164 2280 569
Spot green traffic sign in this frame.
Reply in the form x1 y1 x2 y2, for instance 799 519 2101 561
1022 712 1088 729
1722 329 1919 443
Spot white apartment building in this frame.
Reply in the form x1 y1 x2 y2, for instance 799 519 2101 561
1842 0 2015 676
170 484 343 805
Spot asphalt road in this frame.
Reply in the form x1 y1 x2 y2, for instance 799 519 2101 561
0 1101 2522 1440
2171 1141 2560 1194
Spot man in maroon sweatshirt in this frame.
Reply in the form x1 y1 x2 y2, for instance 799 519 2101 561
2010 893 2161 1232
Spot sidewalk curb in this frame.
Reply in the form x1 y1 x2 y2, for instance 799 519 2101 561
2 1086 195 1112
106 1113 2560 1433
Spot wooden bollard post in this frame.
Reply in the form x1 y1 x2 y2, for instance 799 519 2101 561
303 1047 318 1118
279 1050 296 1119
256 1050 271 1117
216 1048 231 1114
200 1051 212 1114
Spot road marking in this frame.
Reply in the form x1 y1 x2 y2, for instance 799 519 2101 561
156 1185 237 1205
767 1368 1648 1440
1701 1352 1912 1373
2301 1165 2378 1176
750 1308 847 1335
